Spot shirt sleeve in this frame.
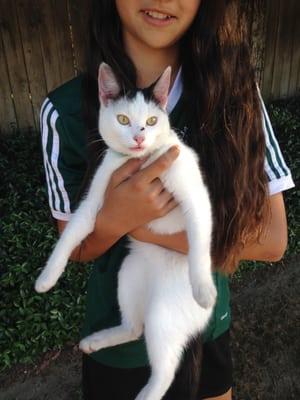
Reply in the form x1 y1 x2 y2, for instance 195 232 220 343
40 97 86 221
257 88 295 195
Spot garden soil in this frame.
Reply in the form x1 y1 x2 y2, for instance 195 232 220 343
0 257 299 400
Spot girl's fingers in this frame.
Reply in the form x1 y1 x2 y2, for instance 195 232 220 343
161 198 178 214
148 178 164 195
136 146 180 185
158 189 174 205
111 158 144 187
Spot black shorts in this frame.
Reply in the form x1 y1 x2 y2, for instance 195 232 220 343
82 330 233 399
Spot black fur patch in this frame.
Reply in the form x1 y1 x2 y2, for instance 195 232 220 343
162 334 203 400
115 79 163 110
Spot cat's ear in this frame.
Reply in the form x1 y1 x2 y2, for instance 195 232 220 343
152 66 171 110
98 63 121 106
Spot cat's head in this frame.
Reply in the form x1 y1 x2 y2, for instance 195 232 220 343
98 62 171 157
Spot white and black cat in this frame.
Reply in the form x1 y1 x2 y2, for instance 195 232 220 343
35 63 217 400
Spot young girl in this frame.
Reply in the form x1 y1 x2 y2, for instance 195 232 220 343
40 0 294 399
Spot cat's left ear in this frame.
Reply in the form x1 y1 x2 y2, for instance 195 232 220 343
152 66 171 110
98 63 121 106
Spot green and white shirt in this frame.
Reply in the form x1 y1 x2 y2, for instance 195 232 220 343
40 72 294 368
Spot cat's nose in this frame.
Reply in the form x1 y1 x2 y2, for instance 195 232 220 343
134 135 145 145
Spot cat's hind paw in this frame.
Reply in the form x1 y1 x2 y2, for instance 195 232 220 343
79 338 93 354
79 334 101 354
192 278 217 309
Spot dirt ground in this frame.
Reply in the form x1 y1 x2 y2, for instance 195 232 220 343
0 257 299 400
230 257 300 400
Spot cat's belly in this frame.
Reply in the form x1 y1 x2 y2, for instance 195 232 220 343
125 242 213 331
146 206 185 234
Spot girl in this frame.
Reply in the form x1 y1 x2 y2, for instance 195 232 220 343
40 0 294 399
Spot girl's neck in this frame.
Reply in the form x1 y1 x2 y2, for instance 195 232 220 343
123 31 180 89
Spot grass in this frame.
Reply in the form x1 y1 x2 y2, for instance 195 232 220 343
0 96 299 371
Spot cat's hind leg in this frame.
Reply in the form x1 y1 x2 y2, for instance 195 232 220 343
80 253 146 354
135 304 191 400
79 319 142 354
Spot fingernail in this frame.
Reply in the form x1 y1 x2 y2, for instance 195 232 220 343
169 145 180 157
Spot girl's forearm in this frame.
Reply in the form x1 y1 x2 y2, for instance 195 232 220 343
151 231 189 254
57 212 124 262
132 193 287 264
135 226 286 264
58 193 287 264
238 193 287 262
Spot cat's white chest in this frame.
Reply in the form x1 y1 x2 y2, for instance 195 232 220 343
147 206 184 234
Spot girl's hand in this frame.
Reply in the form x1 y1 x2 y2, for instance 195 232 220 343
100 146 180 236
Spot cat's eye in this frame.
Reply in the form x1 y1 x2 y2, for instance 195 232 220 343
117 114 130 125
146 116 157 126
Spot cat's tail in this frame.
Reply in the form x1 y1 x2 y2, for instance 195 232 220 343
164 334 202 400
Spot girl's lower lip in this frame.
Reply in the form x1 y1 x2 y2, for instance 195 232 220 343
141 11 176 27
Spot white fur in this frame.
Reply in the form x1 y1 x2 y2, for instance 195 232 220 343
35 66 216 400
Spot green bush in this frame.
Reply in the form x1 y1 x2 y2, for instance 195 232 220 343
268 97 300 255
236 96 300 275
0 97 299 371
0 133 91 370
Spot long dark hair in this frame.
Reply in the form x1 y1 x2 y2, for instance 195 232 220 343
82 0 270 273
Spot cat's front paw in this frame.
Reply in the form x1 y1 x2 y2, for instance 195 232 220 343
192 278 217 309
35 269 59 293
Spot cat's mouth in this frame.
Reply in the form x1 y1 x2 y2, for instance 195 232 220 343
129 145 145 152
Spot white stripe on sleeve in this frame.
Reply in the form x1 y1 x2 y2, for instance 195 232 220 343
41 101 56 212
268 175 295 196
257 88 286 179
257 85 295 194
50 110 71 214
40 99 71 217
43 104 61 211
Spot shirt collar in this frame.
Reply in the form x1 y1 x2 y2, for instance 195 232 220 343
166 67 183 115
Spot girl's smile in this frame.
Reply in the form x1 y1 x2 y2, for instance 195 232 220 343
141 9 177 27
116 1 201 50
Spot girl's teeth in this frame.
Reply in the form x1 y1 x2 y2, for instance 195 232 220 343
145 11 172 20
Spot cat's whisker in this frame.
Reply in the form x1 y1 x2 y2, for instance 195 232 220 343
88 137 105 147
96 148 107 162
